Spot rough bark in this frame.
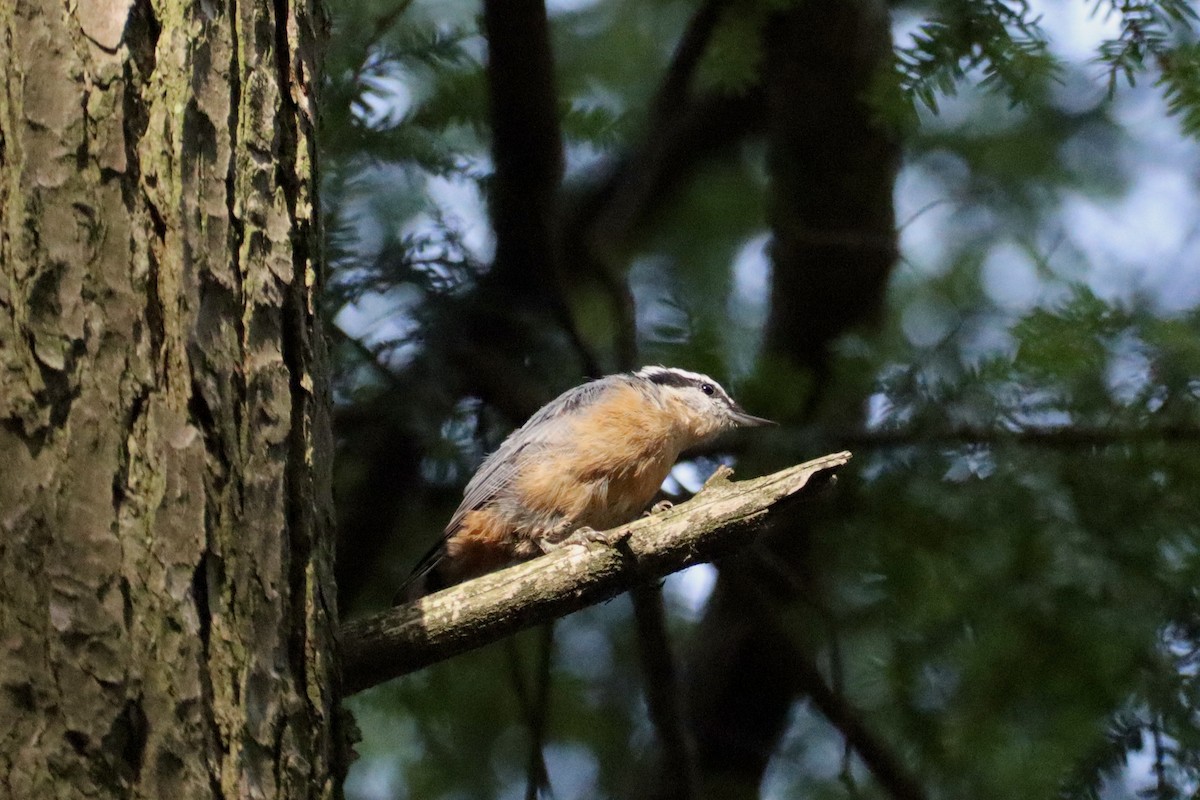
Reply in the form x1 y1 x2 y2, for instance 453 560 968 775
339 452 850 694
0 0 339 798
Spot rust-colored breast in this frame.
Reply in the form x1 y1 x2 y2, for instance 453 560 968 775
513 383 681 532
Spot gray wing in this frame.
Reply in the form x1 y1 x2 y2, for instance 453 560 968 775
446 375 618 534
397 374 625 596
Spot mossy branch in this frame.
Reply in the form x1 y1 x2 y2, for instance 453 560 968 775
338 451 852 694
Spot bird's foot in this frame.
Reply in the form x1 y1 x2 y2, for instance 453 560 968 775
643 500 674 516
537 526 613 554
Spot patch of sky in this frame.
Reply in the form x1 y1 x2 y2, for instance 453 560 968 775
726 232 771 375
663 564 718 623
896 162 1003 289
424 170 495 261
1100 727 1196 800
556 618 615 682
901 293 958 348
982 241 1043 312
762 700 869 799
496 743 600 800
356 71 415 127
335 166 492 356
547 0 604 15
630 254 691 344
894 0 1200 320
1104 331 1154 407
334 286 424 368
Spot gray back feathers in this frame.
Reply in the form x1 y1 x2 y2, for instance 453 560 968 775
447 374 625 534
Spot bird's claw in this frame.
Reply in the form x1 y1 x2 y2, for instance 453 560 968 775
537 526 611 553
646 500 674 515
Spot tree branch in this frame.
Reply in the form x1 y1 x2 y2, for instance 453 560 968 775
841 424 1200 448
555 0 757 368
651 0 729 121
479 0 604 375
794 652 928 800
761 0 900 387
629 582 698 800
338 452 851 694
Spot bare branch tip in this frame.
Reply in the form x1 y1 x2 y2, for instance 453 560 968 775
702 464 735 489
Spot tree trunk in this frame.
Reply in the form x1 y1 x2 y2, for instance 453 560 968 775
761 0 899 385
0 0 340 798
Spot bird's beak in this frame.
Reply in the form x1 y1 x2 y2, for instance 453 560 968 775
730 403 776 427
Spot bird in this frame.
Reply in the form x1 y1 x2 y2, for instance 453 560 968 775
398 366 773 599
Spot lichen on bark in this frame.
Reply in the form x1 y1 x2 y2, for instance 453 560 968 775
0 0 339 797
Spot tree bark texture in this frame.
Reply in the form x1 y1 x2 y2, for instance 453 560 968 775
0 0 338 798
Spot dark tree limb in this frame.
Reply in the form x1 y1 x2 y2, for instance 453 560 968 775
652 0 728 118
629 582 698 800
795 653 928 800
482 0 563 296
581 3 736 758
557 0 758 369
841 424 1200 448
675 2 904 798
503 626 555 800
558 89 765 368
479 0 602 376
338 452 851 694
761 0 900 388
586 0 742 245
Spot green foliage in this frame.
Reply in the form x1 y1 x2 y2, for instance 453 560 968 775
560 103 630 148
806 287 1200 798
1095 0 1200 134
882 0 1200 137
1158 42 1200 136
1096 0 1197 88
699 7 771 93
888 0 1061 121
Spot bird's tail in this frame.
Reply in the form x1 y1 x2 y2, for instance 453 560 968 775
391 538 450 604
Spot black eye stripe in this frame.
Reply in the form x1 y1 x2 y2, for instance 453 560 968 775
643 370 697 389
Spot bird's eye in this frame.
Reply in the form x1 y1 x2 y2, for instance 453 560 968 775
700 383 714 396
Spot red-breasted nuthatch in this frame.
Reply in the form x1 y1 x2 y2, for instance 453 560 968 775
401 366 773 598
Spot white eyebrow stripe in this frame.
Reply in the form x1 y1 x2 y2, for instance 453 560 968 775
634 366 738 406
